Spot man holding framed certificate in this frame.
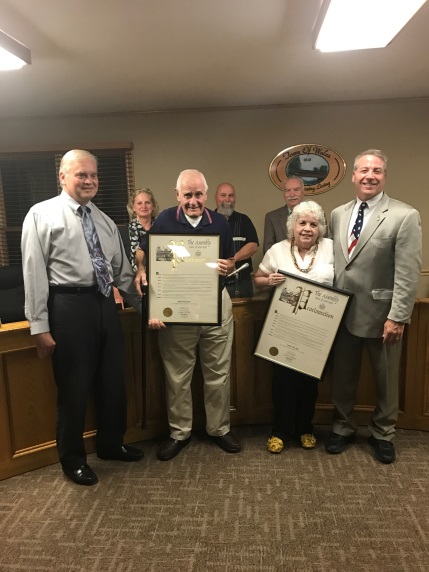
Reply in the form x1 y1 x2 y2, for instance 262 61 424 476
135 169 241 461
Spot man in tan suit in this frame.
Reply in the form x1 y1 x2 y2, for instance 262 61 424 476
263 177 305 253
325 149 422 463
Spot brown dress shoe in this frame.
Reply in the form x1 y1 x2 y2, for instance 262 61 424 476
209 431 241 453
157 437 191 461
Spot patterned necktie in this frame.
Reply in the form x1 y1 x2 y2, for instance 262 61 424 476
79 205 112 297
348 202 368 255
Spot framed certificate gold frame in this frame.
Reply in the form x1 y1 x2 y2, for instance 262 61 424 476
148 233 221 325
254 272 352 379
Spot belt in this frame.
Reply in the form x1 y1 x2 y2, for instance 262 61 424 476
49 285 99 295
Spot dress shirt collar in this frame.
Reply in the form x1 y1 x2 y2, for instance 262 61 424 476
60 190 93 215
176 205 213 227
354 191 384 211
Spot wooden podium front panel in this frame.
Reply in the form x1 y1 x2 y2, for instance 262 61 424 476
1 300 429 480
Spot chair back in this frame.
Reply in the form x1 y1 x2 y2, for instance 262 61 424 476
0 265 25 323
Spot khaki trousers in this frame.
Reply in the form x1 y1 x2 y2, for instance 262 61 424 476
158 289 233 440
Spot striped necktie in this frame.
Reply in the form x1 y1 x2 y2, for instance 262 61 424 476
348 202 368 255
79 205 112 297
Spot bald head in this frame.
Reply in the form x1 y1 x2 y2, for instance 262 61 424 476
215 182 236 218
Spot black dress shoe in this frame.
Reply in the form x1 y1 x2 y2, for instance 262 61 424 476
325 432 356 454
157 437 191 461
368 435 396 464
62 464 98 486
209 431 241 453
98 445 144 462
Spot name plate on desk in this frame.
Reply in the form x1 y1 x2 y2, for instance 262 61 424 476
148 233 221 325
254 272 352 379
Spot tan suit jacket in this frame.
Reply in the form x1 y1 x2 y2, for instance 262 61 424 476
332 193 422 338
331 193 422 439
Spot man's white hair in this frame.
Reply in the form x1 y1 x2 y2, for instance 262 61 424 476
59 149 98 175
176 169 208 193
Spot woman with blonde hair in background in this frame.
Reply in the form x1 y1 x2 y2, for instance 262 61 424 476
114 188 159 306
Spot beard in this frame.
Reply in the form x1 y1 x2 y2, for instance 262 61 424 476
217 202 235 218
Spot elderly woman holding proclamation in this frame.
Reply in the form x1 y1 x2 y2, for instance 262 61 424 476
254 201 334 453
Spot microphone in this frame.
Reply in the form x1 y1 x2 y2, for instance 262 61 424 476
226 263 249 278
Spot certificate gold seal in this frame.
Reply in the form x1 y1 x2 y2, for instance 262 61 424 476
269 347 279 356
163 308 173 317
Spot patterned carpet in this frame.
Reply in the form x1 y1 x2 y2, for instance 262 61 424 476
1 425 429 572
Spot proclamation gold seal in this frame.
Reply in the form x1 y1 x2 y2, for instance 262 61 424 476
269 143 346 195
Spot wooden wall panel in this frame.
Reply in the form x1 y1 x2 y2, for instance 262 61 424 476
408 301 429 420
3 349 56 454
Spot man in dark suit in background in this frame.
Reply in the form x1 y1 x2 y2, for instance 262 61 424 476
263 177 305 253
325 149 422 464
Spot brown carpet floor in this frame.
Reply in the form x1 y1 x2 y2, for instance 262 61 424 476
1 425 428 572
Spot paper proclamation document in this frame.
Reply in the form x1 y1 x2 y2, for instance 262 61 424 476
254 271 352 379
148 234 221 325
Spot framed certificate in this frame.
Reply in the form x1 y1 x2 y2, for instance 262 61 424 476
254 271 352 379
148 233 221 325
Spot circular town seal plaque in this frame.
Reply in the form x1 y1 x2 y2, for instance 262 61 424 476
269 143 346 195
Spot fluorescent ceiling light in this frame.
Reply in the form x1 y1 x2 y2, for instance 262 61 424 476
313 0 427 52
0 29 31 70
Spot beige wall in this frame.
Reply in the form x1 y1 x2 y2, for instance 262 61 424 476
1 98 427 294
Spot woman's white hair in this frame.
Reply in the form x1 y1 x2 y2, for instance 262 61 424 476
286 201 327 239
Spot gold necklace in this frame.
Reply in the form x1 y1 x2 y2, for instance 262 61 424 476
290 236 318 273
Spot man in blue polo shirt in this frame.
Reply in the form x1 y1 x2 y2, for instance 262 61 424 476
135 169 241 461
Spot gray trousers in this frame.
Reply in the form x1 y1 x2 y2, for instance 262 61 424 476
331 324 402 441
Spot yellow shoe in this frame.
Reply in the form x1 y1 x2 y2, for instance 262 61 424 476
300 434 316 449
267 436 284 453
